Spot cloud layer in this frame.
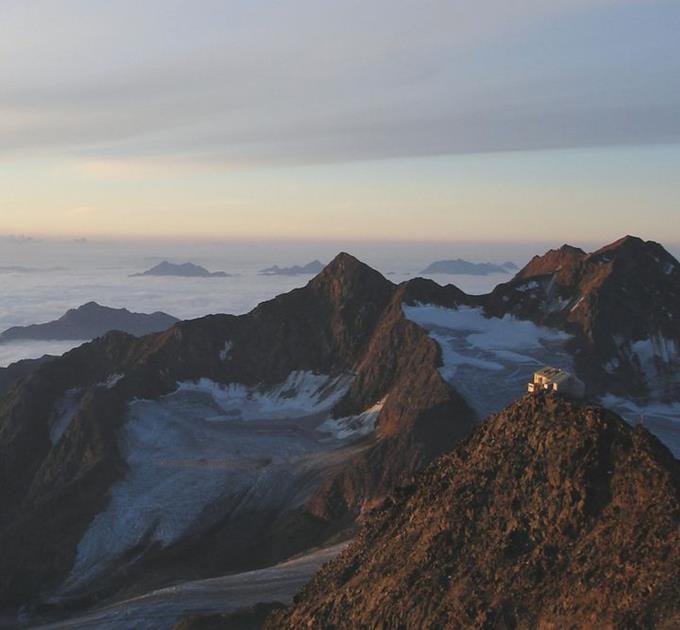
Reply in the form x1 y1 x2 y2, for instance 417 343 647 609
1 0 678 167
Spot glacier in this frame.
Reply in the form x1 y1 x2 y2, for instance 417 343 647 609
403 303 573 418
59 371 374 595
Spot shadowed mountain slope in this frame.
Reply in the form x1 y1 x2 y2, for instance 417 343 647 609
0 253 476 617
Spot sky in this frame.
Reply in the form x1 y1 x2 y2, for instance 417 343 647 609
0 0 679 244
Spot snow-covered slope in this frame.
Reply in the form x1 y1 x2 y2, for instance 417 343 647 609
59 372 371 595
403 304 572 418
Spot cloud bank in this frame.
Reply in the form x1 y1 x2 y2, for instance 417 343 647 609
0 0 678 166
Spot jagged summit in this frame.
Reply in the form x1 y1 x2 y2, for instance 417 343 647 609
269 395 680 629
592 234 646 254
306 252 395 320
311 252 391 288
515 243 587 282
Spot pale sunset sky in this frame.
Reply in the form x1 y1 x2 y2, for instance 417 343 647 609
0 0 678 243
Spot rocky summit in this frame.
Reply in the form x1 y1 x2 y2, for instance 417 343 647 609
269 394 680 629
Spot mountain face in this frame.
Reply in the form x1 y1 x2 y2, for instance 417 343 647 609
421 259 516 275
0 253 476 618
0 302 179 343
269 395 680 629
0 355 55 396
259 260 324 276
483 236 680 399
131 261 230 277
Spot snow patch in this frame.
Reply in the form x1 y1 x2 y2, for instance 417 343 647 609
570 296 585 312
219 340 233 361
403 303 572 418
177 371 353 421
514 280 540 292
318 399 385 440
99 373 123 389
60 371 357 594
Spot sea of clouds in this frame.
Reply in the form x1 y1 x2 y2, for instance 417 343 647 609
0 238 530 366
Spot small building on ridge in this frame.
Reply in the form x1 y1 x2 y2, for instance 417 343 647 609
528 367 585 399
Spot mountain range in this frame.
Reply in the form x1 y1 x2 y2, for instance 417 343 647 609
0 235 678 627
0 302 178 344
258 260 325 276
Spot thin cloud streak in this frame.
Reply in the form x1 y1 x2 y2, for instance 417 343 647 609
0 0 677 166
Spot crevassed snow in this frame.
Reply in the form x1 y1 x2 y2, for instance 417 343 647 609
60 371 369 595
49 389 82 445
177 371 353 421
403 304 572 418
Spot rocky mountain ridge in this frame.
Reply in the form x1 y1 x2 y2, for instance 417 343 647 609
0 253 476 618
270 394 680 629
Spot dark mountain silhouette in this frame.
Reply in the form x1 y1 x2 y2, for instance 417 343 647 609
421 258 515 275
131 261 230 277
269 394 680 629
0 355 56 395
259 260 324 276
0 302 179 343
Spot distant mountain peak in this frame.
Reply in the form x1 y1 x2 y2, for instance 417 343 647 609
310 252 392 294
131 261 229 277
593 234 645 253
0 302 178 343
258 260 324 276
